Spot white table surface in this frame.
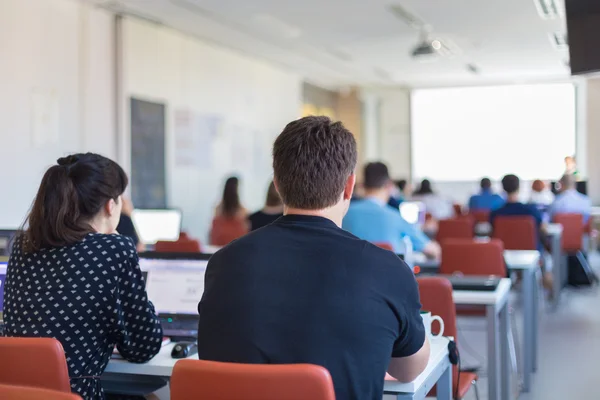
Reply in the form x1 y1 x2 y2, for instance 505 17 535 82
591 207 600 217
201 245 222 254
503 250 540 270
452 278 512 306
105 338 450 395
383 336 450 393
545 223 563 235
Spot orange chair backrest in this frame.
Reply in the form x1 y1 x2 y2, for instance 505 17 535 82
0 337 71 392
553 213 584 252
155 239 201 253
440 239 505 277
492 215 537 250
470 210 490 224
436 218 474 243
374 242 394 251
209 217 249 246
0 384 81 400
171 359 336 400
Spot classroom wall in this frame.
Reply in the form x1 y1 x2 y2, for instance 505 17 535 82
0 0 116 228
120 17 302 241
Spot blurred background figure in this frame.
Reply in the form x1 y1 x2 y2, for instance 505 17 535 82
549 174 592 223
468 177 505 211
412 179 453 220
248 181 283 231
214 176 247 220
530 179 555 207
564 155 580 180
116 197 145 252
388 179 411 209
210 176 249 246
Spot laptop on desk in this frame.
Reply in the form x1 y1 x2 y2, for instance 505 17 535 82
419 273 501 292
139 253 211 338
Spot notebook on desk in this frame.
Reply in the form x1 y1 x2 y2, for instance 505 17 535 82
139 253 210 338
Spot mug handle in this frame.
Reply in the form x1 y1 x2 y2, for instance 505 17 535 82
431 315 445 338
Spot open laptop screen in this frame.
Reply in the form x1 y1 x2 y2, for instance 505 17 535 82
0 262 6 320
132 209 182 244
139 254 209 315
399 201 426 225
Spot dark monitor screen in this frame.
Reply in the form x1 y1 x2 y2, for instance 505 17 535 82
566 0 600 75
550 180 587 195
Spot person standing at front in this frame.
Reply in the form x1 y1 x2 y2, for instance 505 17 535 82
197 116 430 399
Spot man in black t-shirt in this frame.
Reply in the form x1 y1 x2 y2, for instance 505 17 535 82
197 116 430 399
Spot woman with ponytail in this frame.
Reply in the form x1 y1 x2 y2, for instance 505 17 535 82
4 153 163 399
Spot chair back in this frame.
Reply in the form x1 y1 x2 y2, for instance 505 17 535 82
492 215 537 250
436 218 474 243
470 210 490 224
155 238 201 253
209 217 249 246
553 213 584 252
0 338 71 392
171 359 336 400
374 242 394 251
417 277 457 337
440 239 505 276
0 384 81 400
453 203 463 217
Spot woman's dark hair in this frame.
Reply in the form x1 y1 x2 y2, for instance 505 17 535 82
414 179 434 195
265 181 282 207
23 153 128 252
221 176 241 217
395 179 407 191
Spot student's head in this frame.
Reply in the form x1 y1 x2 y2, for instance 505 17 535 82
480 178 492 191
221 176 241 217
565 155 576 169
395 179 407 192
265 181 282 208
531 179 545 193
363 162 392 192
559 174 576 191
415 179 433 195
501 174 520 195
272 116 357 216
24 153 128 252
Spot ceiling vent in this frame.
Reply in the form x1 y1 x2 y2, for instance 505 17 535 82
549 31 568 49
533 0 564 20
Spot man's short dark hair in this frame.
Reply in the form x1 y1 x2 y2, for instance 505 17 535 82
501 174 520 194
480 178 492 190
395 179 407 191
364 162 390 190
273 116 357 210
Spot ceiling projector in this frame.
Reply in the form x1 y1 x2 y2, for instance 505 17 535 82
411 39 442 58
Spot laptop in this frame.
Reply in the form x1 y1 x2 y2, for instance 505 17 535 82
399 201 426 225
139 252 211 338
0 262 6 333
419 273 501 291
132 209 182 245
0 230 17 256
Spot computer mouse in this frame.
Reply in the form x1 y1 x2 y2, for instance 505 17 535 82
171 341 198 359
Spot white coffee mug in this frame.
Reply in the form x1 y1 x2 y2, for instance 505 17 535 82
420 311 445 338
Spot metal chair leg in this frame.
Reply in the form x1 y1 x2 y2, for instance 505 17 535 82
472 379 481 400
508 307 518 376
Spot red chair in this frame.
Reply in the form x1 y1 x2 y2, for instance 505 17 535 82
155 238 201 253
0 384 81 400
492 216 537 250
436 218 474 244
470 210 490 224
416 277 480 399
440 239 505 277
209 217 249 246
374 242 394 251
553 213 585 252
171 359 336 400
0 338 71 392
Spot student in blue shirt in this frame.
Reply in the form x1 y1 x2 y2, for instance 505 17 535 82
343 162 441 259
548 174 592 223
468 177 505 211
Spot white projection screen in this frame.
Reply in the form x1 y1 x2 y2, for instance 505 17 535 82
411 84 576 181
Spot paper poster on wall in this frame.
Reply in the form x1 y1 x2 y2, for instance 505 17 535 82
174 109 221 169
31 88 59 148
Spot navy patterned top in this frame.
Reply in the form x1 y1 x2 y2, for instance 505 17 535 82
4 233 163 400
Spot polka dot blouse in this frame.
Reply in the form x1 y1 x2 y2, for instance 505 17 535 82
4 233 163 400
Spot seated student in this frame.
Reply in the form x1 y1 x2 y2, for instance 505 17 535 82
248 181 283 231
491 174 553 291
4 153 163 400
529 179 554 207
214 176 248 220
548 174 592 222
387 179 410 210
344 162 441 259
468 177 505 211
197 117 430 400
412 179 454 220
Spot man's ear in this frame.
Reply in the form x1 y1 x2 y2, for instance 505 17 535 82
344 174 356 201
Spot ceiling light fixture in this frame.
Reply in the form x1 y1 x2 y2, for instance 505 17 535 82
533 0 564 20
